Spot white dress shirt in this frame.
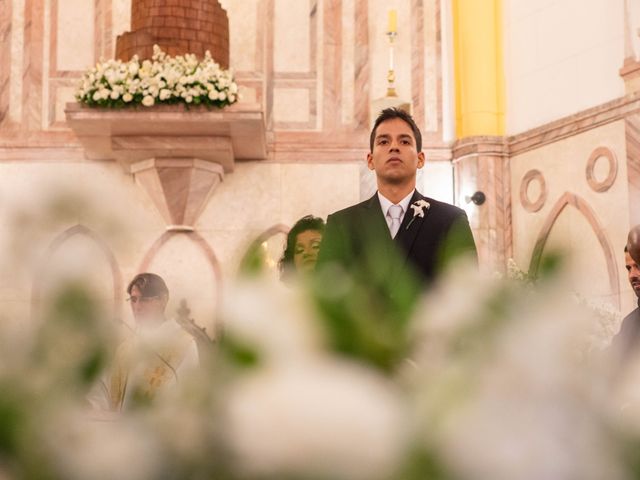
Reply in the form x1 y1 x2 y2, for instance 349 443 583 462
377 190 414 236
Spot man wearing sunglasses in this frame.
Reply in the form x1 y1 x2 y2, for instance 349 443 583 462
108 273 199 410
127 272 170 325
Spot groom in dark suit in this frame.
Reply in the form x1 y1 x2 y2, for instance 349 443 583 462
317 108 476 286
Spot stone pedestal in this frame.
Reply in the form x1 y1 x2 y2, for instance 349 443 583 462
65 103 267 230
452 136 511 273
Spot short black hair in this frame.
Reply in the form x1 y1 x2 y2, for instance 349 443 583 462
127 273 169 298
279 215 325 281
370 108 422 153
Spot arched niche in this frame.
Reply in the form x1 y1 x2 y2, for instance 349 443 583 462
138 231 223 336
237 224 290 281
32 225 123 321
528 192 620 308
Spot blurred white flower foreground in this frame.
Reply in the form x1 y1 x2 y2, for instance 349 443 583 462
1 260 639 480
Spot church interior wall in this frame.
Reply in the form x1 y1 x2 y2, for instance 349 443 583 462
503 0 626 135
1 0 637 322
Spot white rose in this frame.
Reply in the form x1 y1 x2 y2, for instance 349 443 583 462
92 91 101 101
128 63 139 76
142 95 155 107
159 89 171 101
224 360 408 480
208 90 219 101
219 92 227 101
123 93 133 103
185 95 193 103
110 90 120 100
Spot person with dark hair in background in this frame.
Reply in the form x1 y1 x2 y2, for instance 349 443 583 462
279 215 325 284
317 108 476 287
611 228 640 361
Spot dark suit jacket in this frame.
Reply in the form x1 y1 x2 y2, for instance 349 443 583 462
611 301 640 362
317 190 477 286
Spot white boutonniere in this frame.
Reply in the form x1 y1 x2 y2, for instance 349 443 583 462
406 199 431 230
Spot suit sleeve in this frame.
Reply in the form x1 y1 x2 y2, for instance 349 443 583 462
437 211 478 271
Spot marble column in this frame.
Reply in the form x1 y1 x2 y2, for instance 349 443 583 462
453 136 511 274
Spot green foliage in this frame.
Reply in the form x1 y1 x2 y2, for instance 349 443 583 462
34 283 113 390
0 387 26 456
237 241 271 278
218 334 261 370
311 232 422 374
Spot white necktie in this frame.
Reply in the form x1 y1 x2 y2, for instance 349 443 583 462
388 204 404 238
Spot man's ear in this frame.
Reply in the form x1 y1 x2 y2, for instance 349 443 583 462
366 152 375 171
417 151 426 169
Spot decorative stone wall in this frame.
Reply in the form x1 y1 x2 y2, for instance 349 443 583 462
115 0 230 66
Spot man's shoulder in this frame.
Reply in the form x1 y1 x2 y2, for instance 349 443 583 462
327 198 373 221
612 306 640 354
620 307 640 332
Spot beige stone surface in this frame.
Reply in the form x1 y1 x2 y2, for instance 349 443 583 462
273 88 311 124
280 163 361 221
56 0 95 72
223 0 259 72
504 0 626 135
274 0 311 73
9 0 25 123
510 120 631 311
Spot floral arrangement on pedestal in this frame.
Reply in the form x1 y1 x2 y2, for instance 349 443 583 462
75 45 239 109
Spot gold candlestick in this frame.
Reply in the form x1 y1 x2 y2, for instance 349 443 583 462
386 30 398 97
370 9 411 123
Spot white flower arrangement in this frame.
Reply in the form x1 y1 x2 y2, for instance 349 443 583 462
75 45 240 109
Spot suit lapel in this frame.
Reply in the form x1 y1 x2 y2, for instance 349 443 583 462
394 191 429 260
363 193 392 238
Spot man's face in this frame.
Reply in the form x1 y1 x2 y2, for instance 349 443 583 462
625 251 640 299
628 226 640 264
367 118 425 184
129 285 167 324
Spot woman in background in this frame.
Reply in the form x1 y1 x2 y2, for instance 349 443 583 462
279 215 325 284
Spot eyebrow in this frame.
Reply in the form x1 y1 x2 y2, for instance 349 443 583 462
375 133 414 141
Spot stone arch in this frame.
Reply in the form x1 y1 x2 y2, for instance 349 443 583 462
32 224 123 319
238 223 290 275
250 223 290 248
138 230 223 333
528 192 620 307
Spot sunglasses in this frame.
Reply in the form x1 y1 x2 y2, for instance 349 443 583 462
126 295 160 304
